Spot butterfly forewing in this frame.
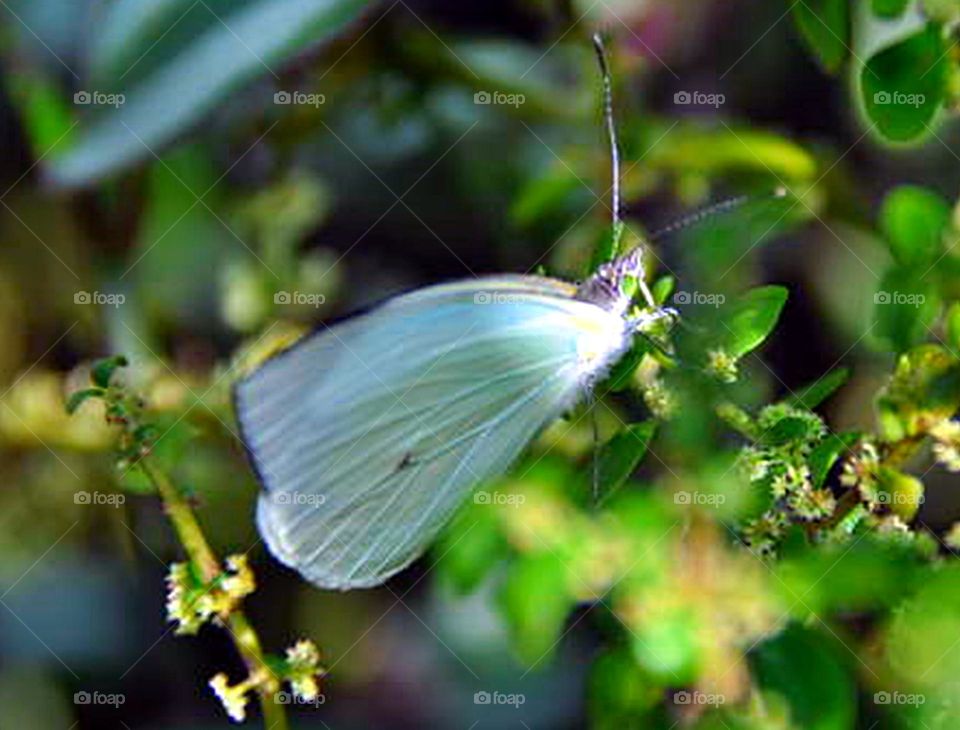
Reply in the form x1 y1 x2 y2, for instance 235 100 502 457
236 276 629 589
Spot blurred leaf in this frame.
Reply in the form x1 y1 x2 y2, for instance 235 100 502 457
873 0 910 17
873 266 940 352
880 185 949 267
759 416 819 447
792 0 851 73
595 422 657 498
875 465 924 520
652 276 676 305
65 388 105 415
91 355 129 388
588 646 660 724
716 286 788 359
6 71 75 154
602 340 654 394
875 344 960 440
499 552 574 664
785 368 851 410
808 431 860 488
855 2 948 143
946 301 960 352
50 0 371 186
751 624 856 730
434 501 508 594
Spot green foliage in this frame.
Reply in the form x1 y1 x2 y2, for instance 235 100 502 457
792 0 850 72
593 421 657 499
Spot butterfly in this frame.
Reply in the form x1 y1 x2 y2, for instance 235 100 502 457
234 35 677 590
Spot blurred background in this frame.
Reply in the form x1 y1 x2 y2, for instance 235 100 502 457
1 0 959 728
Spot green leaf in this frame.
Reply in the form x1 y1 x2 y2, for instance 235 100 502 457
855 3 948 143
751 625 856 730
876 344 960 441
651 276 675 306
595 422 658 498
946 302 960 353
808 432 860 487
499 552 574 664
873 0 911 17
874 266 940 352
759 416 818 447
91 355 129 388
434 502 508 594
786 368 851 410
716 285 789 359
588 647 661 722
792 0 851 73
875 465 925 520
49 0 371 186
880 185 949 267
602 339 654 394
65 388 105 415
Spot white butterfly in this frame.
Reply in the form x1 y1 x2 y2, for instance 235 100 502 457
234 249 675 590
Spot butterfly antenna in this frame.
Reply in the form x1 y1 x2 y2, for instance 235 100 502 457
593 33 621 235
648 187 789 242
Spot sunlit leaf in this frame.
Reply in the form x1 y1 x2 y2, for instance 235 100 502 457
880 185 949 268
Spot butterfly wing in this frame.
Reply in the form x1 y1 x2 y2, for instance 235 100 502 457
235 276 629 589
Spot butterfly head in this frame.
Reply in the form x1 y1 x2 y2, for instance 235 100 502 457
576 246 649 318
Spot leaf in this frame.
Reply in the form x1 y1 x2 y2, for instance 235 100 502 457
716 285 789 359
876 344 960 441
595 422 658 498
434 501 508 594
880 185 949 267
49 0 371 186
651 276 675 305
91 355 129 388
786 368 851 410
792 0 851 73
872 0 910 17
65 388 105 415
602 340 653 393
750 625 856 730
499 552 574 664
808 432 860 488
759 416 819 447
946 302 960 353
875 466 925 520
874 266 940 352
855 2 948 143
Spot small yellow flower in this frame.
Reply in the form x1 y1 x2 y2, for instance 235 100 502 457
209 672 253 723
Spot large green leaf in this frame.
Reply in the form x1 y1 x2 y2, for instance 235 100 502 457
594 422 657 499
751 625 856 730
879 185 949 267
792 0 851 73
855 1 948 143
49 0 371 186
716 285 789 359
873 266 940 352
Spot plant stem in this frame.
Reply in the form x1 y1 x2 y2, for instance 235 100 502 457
139 460 289 730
